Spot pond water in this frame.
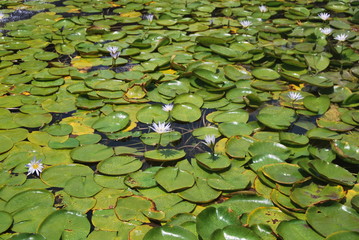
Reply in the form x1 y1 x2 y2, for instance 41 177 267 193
0 0 358 239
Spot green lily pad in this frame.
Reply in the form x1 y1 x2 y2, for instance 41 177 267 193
0 135 13 154
300 75 333 87
211 225 262 240
252 68 280 80
38 210 91 240
196 206 241 240
92 111 130 133
41 164 94 187
308 146 336 162
195 152 231 171
124 167 161 189
212 109 249 123
43 124 73 136
136 104 169 124
279 132 309 146
97 156 142 175
193 69 227 87
141 131 181 147
13 113 52 128
306 202 359 237
290 181 345 208
8 233 45 240
114 196 155 222
48 138 80 149
143 226 197 240
326 231 359 240
226 136 255 158
261 163 307 184
5 190 54 214
277 220 324 240
304 55 330 72
70 144 114 163
64 175 102 198
207 166 250 191
0 211 13 234
309 159 356 186
219 122 253 137
144 149 185 162
217 193 274 215
249 141 291 160
303 96 330 114
171 103 201 122
0 128 28 143
12 205 55 233
178 178 221 203
154 167 195 192
306 128 342 140
331 140 359 164
249 154 285 172
247 207 294 232
174 93 204 108
257 106 296 130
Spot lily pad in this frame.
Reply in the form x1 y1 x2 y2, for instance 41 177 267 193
144 225 197 240
277 220 324 240
155 167 194 192
97 156 142 175
171 103 201 122
178 178 221 203
331 140 359 164
252 68 280 80
195 152 231 171
64 175 103 198
309 159 356 186
290 181 345 208
196 206 241 240
261 163 307 184
144 149 186 162
70 144 114 163
92 111 130 133
0 211 13 234
257 106 296 130
38 210 91 240
306 202 359 237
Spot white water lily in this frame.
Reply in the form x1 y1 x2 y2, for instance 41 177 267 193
259 5 268 13
25 158 44 176
150 122 172 134
162 104 173 112
318 12 330 21
106 46 120 58
334 33 348 42
287 91 304 101
319 27 332 35
203 134 216 147
240 20 252 28
0 12 5 20
146 14 154 23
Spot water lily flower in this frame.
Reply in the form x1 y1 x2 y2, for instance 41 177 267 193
240 20 252 28
162 104 173 112
106 46 120 59
318 12 330 21
0 12 5 20
203 134 216 148
150 122 172 134
25 158 44 176
259 5 268 13
146 14 154 23
319 27 332 35
287 91 304 101
334 33 348 42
